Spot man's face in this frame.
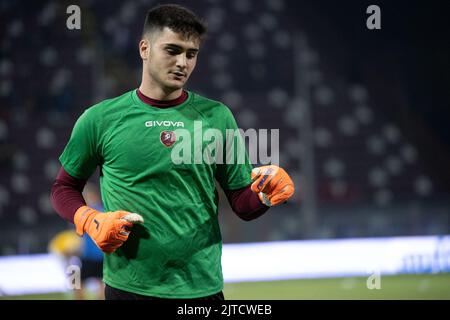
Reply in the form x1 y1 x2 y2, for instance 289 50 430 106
141 27 200 91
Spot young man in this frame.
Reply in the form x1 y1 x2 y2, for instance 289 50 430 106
51 4 295 300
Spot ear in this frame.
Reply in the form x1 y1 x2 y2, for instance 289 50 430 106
139 39 149 60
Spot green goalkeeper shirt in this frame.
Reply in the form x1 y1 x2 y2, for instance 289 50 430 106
59 89 253 298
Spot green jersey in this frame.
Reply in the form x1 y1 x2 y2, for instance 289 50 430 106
59 89 253 298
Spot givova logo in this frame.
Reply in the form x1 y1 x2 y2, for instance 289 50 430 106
145 120 185 127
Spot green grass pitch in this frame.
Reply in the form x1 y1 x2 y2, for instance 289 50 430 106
2 274 449 300
223 273 450 299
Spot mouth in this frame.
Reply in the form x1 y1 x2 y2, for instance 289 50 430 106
171 71 186 78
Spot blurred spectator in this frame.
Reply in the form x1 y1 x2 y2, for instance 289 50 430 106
48 182 104 300
77 182 104 300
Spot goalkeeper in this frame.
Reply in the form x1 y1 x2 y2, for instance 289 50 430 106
51 4 294 300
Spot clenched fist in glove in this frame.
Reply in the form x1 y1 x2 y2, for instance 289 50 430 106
74 206 144 253
251 165 295 207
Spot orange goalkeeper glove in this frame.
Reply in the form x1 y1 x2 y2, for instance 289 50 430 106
251 165 295 207
74 206 144 253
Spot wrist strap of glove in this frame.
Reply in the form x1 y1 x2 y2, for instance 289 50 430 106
74 205 97 236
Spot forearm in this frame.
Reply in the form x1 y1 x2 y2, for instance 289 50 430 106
225 185 270 221
50 167 87 223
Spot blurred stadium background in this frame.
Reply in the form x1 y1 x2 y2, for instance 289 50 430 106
0 0 449 299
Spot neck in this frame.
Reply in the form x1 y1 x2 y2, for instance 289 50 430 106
137 89 187 108
139 70 183 101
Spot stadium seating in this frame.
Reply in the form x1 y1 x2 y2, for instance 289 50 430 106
0 0 448 255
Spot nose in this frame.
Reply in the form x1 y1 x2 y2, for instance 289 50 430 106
176 53 187 70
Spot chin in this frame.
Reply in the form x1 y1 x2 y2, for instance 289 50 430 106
166 81 184 90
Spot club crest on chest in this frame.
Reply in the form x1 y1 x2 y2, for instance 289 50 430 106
160 130 176 147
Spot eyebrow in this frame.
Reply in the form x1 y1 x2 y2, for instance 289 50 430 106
164 43 199 52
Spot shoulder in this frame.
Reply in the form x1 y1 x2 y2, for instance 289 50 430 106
189 91 235 119
83 90 135 118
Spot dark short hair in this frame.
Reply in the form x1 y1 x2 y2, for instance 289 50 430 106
142 4 207 42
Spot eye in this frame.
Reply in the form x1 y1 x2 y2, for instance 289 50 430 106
166 48 177 55
187 52 197 59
